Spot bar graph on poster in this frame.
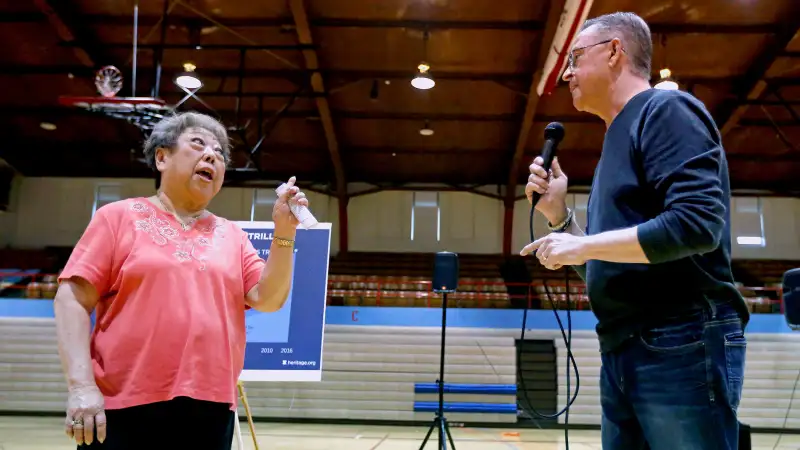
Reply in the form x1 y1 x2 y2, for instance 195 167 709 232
236 221 332 382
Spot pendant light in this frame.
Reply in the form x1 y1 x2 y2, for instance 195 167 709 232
175 62 203 90
412 63 435 90
419 120 434 136
654 68 679 90
411 29 435 90
653 35 678 90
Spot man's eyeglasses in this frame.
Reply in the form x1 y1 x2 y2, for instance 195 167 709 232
567 38 615 72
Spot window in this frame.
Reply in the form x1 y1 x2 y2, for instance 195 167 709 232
733 197 765 247
93 184 121 216
250 188 277 221
410 191 440 242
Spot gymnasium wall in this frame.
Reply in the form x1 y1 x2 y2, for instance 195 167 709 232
1 176 799 260
0 211 15 248
1 302 798 431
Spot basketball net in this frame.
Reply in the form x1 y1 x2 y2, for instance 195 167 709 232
58 65 171 133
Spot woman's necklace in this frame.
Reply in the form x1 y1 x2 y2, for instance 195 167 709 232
156 193 203 231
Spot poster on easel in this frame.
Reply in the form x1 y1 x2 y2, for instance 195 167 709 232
236 221 331 382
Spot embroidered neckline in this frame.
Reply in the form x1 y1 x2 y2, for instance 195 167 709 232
143 197 213 231
129 198 225 270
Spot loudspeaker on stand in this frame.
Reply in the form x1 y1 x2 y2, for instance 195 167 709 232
419 251 459 450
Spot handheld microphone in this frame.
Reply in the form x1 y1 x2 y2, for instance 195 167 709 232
783 268 800 330
529 121 566 208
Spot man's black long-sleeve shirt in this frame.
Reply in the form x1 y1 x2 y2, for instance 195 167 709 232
573 88 749 352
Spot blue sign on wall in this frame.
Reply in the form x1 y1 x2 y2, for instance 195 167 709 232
236 221 331 382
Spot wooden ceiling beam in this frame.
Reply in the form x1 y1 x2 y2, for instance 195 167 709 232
289 0 345 198
504 0 566 212
717 18 800 137
0 65 533 82
7 105 800 129
32 0 110 70
8 65 800 89
60 42 317 51
13 13 545 30
288 0 349 252
648 23 779 35
8 12 788 35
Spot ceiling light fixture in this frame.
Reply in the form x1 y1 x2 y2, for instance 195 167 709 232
40 122 56 131
411 29 435 90
654 68 678 90
412 62 435 90
175 62 203 90
419 120 434 136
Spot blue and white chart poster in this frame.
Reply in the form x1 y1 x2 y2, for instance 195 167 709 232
235 221 331 382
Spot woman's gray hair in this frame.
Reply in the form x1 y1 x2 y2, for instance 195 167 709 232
580 12 653 81
143 112 231 170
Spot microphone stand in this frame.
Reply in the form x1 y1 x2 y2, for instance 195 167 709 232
419 290 456 450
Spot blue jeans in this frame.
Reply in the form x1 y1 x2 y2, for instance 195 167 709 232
600 300 746 450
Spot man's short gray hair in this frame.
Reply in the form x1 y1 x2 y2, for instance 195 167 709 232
143 111 231 170
580 12 653 81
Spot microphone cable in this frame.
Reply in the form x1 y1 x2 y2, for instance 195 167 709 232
772 366 800 450
515 201 580 450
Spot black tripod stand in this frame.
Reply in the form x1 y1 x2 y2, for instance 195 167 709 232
420 252 459 450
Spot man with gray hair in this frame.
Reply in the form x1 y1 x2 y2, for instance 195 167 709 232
520 12 748 450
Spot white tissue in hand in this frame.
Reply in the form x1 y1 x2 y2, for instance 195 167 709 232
276 183 318 229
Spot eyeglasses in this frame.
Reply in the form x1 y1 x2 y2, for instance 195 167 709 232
567 38 615 72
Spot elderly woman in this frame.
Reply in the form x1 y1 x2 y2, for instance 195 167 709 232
53 111 308 449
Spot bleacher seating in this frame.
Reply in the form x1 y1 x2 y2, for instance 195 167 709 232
733 260 798 286
0 269 43 298
325 253 793 313
0 249 61 299
4 317 799 429
0 247 794 314
729 260 797 315
0 320 519 424
328 252 512 308
329 252 506 278
327 274 511 308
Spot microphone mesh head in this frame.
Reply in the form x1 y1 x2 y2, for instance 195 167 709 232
544 122 565 143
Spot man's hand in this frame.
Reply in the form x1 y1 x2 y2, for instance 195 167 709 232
520 233 588 270
526 156 569 224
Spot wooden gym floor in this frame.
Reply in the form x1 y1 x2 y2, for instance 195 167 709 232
0 417 797 449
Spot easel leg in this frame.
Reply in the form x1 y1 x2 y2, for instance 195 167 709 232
237 380 260 450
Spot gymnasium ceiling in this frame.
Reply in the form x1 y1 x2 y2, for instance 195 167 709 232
1 0 799 201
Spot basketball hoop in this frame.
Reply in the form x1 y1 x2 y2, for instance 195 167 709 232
59 66 172 132
95 66 123 98
59 95 171 131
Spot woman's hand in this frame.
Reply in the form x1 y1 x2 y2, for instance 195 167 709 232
66 385 106 445
272 176 309 234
